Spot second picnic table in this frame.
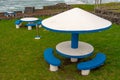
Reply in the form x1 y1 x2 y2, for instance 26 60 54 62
20 17 39 30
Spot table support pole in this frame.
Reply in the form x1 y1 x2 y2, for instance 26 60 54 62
71 33 79 49
71 58 78 62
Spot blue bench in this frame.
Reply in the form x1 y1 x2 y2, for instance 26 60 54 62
15 20 22 25
77 53 106 75
15 20 22 29
26 23 36 27
26 23 36 30
44 48 61 71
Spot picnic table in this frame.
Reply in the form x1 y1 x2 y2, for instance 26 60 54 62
4 11 16 17
20 17 39 30
42 8 112 62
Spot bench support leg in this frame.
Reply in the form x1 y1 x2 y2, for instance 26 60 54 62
16 25 20 29
39 25 42 28
28 26 32 30
71 58 78 62
50 64 58 71
81 70 90 76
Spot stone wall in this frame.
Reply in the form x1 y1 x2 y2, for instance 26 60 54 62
43 3 72 10
95 8 120 24
0 3 71 20
24 7 35 14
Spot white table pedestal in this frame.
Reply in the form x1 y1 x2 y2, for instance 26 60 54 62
71 58 78 62
16 25 20 29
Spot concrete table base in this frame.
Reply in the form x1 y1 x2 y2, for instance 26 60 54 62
56 41 94 61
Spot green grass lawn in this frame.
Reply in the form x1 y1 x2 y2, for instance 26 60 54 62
71 4 94 11
0 5 120 80
100 2 120 13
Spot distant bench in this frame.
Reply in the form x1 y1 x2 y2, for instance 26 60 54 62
26 20 42 30
26 23 36 30
77 53 106 75
15 20 22 29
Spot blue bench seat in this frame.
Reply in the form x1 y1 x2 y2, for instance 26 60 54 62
15 20 22 25
37 21 41 25
15 20 22 29
77 53 106 75
26 23 36 27
44 48 61 71
36 20 42 28
26 23 36 30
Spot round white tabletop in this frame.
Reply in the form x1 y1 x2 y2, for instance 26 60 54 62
42 8 112 33
7 11 14 14
56 41 94 58
20 17 38 22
